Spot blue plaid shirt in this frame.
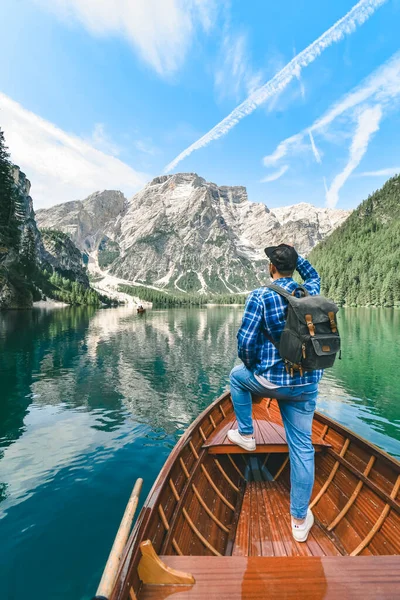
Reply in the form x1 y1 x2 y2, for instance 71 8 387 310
237 256 324 386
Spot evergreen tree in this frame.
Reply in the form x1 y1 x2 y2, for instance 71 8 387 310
0 129 24 260
119 284 246 307
20 226 37 275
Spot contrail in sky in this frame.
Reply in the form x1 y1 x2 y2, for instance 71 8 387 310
308 130 322 164
164 0 388 173
326 105 382 208
263 51 400 166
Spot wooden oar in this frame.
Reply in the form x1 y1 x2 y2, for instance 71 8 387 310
94 478 143 599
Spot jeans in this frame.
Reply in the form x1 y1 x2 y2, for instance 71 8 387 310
229 364 318 519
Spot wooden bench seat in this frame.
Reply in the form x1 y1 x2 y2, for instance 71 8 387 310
203 401 330 454
140 555 400 599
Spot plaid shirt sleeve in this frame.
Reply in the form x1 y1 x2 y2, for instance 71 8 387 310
296 255 320 295
237 292 263 369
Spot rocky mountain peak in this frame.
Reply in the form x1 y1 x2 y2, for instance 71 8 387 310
36 173 351 294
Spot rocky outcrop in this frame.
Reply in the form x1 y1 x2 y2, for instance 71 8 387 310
36 190 126 255
40 230 89 287
12 167 43 257
0 167 90 309
36 173 350 294
0 168 40 309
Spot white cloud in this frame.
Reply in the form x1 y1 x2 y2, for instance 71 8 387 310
134 139 157 156
0 93 149 208
359 167 400 177
263 134 302 167
34 0 216 76
308 130 322 164
89 122 121 156
165 0 388 172
263 51 400 166
214 32 263 102
325 105 382 208
260 165 289 183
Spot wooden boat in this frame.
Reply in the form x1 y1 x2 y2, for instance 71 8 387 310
137 307 146 314
93 392 400 600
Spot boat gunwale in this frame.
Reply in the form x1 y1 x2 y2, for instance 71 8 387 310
313 409 400 473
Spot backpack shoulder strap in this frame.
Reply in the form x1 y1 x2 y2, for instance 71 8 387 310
266 283 309 301
266 283 292 300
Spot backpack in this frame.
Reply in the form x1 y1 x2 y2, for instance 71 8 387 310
265 284 341 377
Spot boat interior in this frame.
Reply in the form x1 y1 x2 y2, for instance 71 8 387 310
144 397 400 560
110 395 400 600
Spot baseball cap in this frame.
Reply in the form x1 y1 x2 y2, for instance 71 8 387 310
264 244 298 273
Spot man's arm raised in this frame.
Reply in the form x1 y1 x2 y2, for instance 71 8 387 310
296 255 321 295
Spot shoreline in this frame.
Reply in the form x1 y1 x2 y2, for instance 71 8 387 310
33 299 69 308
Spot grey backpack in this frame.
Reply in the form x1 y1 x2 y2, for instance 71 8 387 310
266 284 341 377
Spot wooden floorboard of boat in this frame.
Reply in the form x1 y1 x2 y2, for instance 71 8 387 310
232 481 344 558
139 555 400 599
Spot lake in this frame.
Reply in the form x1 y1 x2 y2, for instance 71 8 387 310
1 306 399 599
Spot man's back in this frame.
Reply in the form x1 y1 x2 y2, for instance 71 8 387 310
237 255 323 386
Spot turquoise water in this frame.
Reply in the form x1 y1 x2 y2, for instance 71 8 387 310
0 306 399 600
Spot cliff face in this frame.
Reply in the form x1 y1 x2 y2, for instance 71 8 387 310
12 167 43 257
0 167 42 308
36 190 126 254
40 231 89 287
37 173 349 294
0 167 90 309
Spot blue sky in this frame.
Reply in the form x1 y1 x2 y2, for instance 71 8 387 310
0 0 399 209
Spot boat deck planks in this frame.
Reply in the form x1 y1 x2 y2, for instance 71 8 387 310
139 556 400 599
233 481 344 558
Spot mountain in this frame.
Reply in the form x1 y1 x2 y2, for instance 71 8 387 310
36 173 349 294
309 174 400 307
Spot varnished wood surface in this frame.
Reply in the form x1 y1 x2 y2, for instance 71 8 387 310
203 400 331 453
137 541 195 585
106 392 400 600
233 481 343 558
139 556 400 599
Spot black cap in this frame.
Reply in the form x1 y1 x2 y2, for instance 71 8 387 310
264 244 298 273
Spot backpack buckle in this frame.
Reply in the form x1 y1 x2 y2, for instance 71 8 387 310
328 311 338 333
305 314 315 336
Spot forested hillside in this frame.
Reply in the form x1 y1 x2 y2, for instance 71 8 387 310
310 175 400 307
119 284 246 307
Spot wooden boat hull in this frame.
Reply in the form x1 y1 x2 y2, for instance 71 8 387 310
96 391 400 600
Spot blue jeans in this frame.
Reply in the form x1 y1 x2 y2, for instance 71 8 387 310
229 364 318 519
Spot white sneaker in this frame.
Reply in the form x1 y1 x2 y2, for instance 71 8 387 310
227 429 256 452
292 508 314 542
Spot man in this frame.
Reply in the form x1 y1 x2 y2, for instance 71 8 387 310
228 244 323 543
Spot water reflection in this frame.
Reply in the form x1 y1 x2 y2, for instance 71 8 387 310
0 307 242 516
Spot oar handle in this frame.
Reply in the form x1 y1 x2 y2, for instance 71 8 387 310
94 477 143 600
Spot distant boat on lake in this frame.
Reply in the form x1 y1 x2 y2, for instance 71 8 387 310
93 391 400 600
